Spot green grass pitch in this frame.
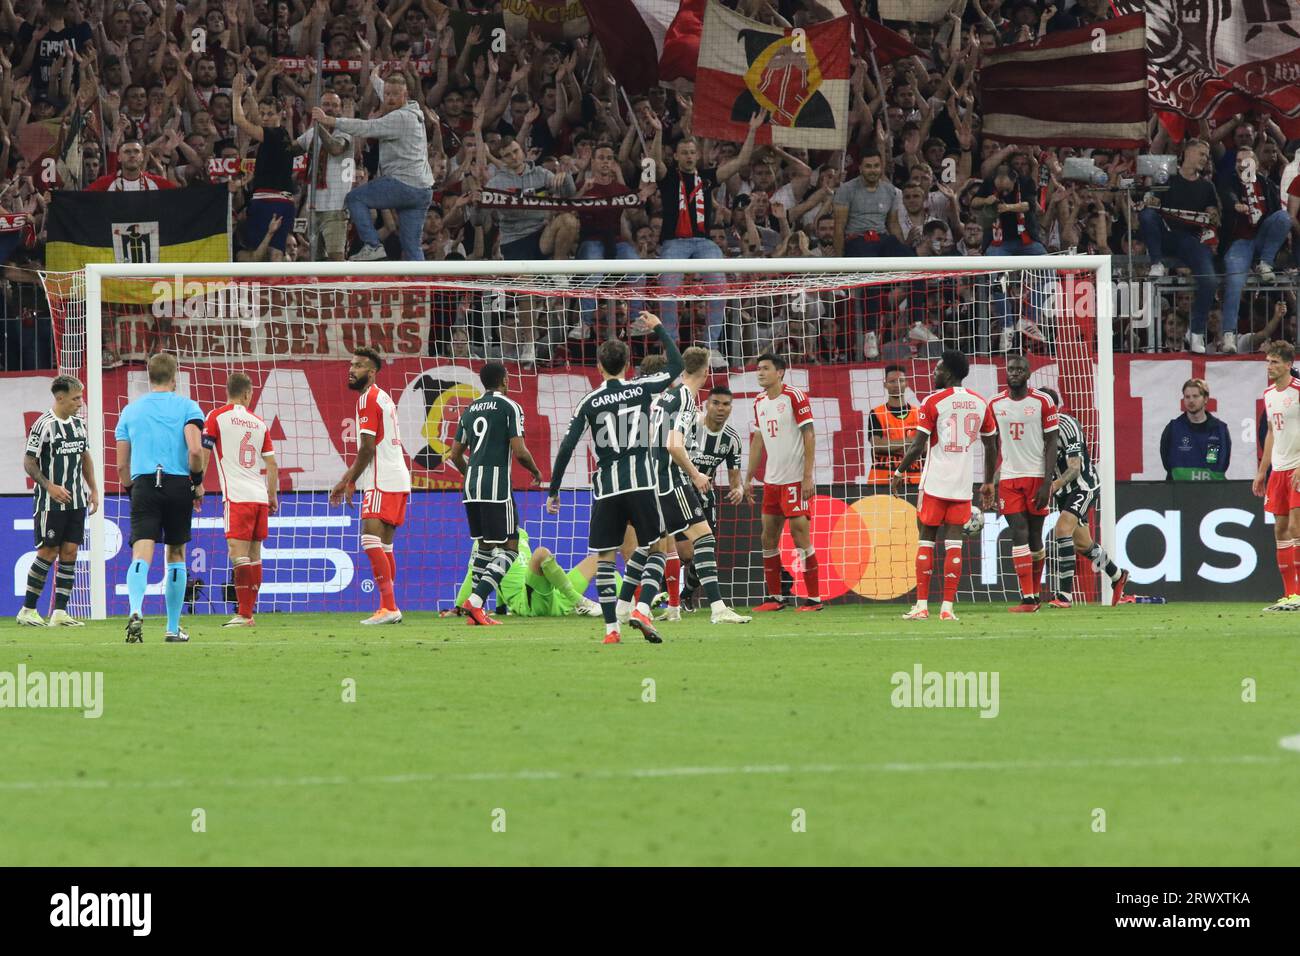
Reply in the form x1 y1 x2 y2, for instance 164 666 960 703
1 603 1297 866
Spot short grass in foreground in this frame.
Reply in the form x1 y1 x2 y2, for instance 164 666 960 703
1 603 1297 865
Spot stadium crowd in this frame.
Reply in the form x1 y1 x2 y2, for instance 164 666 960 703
0 0 1298 370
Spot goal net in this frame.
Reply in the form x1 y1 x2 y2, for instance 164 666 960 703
40 257 1113 620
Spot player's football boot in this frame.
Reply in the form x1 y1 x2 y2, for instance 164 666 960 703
1045 597 1072 609
901 604 929 620
164 627 190 643
47 609 85 627
361 608 404 625
939 608 960 622
125 612 144 643
459 602 498 626
602 631 621 645
222 615 255 627
655 605 682 622
796 600 825 612
1109 570 1130 606
575 597 602 617
628 609 662 644
710 605 752 624
753 596 787 612
15 607 45 627
1008 600 1039 613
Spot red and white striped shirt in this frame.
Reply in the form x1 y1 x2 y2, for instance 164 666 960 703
355 384 411 493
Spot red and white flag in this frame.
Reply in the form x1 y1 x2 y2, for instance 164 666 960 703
1146 0 1300 121
694 0 850 149
580 0 704 92
980 13 1149 148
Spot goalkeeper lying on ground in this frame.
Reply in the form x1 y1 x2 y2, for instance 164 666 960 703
447 530 605 618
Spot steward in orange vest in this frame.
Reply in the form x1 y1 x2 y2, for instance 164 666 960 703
868 402 922 485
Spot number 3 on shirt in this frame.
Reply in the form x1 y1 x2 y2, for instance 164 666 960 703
941 412 983 453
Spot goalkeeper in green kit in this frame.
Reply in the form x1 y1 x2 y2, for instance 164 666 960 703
449 529 606 617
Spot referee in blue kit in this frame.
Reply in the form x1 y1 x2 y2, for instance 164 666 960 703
114 353 206 643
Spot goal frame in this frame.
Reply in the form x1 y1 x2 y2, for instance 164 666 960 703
81 255 1115 619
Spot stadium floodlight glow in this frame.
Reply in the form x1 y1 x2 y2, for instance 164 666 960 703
41 255 1115 619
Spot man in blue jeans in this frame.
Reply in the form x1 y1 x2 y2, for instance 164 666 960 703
650 110 767 367
1138 139 1221 353
313 70 433 261
1216 145 1291 354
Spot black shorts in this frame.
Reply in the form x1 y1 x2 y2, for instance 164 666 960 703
1056 487 1097 522
589 489 662 552
659 485 708 536
129 475 195 546
34 507 86 549
677 494 719 542
465 497 519 545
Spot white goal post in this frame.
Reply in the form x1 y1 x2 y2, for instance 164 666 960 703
62 254 1114 619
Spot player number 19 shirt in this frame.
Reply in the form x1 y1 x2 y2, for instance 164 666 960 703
753 385 813 485
916 386 997 501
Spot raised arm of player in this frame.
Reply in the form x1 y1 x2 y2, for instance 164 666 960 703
743 429 765 503
510 436 544 486
546 410 588 512
637 312 683 382
331 434 376 507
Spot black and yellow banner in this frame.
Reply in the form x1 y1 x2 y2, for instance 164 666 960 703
46 186 231 304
